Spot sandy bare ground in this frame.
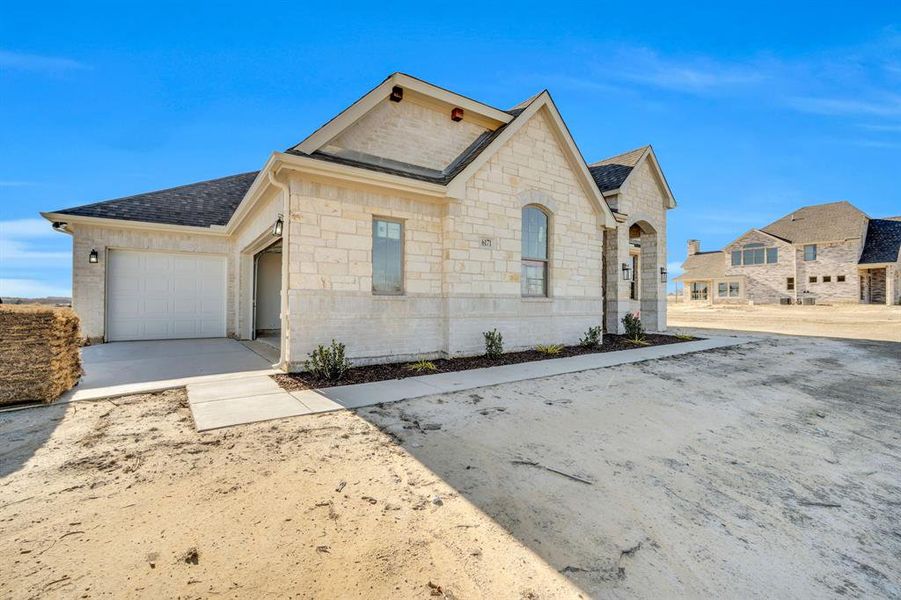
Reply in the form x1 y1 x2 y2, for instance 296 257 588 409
2 335 900 598
668 302 901 342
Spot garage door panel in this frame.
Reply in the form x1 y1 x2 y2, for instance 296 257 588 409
107 250 226 341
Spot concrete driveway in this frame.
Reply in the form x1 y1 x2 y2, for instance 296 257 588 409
61 338 277 402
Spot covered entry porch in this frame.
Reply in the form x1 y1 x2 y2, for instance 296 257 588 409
859 265 896 305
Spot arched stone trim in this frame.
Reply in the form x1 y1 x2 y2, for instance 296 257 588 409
517 189 559 215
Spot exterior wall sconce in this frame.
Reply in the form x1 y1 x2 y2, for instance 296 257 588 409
272 214 283 237
621 262 632 281
89 249 99 264
451 107 464 122
660 267 668 282
390 86 404 102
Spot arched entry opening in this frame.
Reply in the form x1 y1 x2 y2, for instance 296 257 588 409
627 220 661 331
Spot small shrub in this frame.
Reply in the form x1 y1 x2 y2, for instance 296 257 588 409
407 360 438 374
580 325 602 348
535 343 564 356
622 313 645 343
305 339 351 382
674 332 694 341
483 329 504 359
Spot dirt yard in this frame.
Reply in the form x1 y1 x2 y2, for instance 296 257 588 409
668 302 901 342
2 335 899 598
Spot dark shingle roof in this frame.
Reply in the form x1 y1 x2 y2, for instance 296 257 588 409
588 146 649 193
761 201 868 244
859 219 901 264
53 172 259 228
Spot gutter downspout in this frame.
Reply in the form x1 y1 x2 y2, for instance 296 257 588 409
268 166 291 372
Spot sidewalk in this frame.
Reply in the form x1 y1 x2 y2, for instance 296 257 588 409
187 335 752 431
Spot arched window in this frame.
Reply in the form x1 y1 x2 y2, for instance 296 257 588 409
521 206 549 297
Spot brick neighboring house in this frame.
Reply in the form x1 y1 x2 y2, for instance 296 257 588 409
675 201 901 306
41 73 676 370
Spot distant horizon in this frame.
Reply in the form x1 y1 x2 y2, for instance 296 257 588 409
3 2 899 297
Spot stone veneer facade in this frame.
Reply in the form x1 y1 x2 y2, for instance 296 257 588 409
67 94 673 366
284 109 605 368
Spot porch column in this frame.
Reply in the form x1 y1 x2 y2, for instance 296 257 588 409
604 226 630 334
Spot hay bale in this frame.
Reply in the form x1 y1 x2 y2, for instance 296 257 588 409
0 305 83 405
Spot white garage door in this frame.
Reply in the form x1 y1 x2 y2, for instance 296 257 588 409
107 250 227 341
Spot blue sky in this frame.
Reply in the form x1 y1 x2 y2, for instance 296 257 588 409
2 1 899 297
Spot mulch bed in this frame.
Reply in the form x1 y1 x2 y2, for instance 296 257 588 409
273 333 697 392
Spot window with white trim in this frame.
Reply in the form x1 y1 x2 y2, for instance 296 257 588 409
372 218 404 295
521 206 549 297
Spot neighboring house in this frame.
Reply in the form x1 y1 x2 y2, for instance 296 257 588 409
675 201 901 306
42 73 676 370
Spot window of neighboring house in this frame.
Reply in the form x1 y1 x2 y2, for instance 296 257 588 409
823 275 832 283
629 254 639 300
766 247 778 264
804 244 817 261
719 281 740 297
837 275 846 282
731 250 741 266
691 282 708 300
787 277 795 291
521 206 549 297
742 243 766 265
809 276 818 283
372 218 404 295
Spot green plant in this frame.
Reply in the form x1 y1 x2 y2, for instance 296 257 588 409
535 343 564 356
483 329 504 359
622 313 645 343
305 339 351 382
580 325 602 348
407 360 438 373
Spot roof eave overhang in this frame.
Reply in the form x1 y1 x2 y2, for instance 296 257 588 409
39 211 229 236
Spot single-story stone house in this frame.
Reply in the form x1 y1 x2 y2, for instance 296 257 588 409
675 201 901 305
42 73 676 370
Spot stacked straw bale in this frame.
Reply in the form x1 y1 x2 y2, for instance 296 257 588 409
0 305 83 405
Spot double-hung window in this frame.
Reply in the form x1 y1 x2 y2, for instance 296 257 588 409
372 218 404 295
521 206 549 297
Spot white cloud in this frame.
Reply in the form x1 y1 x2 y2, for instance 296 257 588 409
0 278 70 298
786 95 901 118
0 239 70 264
0 50 86 72
604 47 765 93
0 218 61 240
0 180 36 187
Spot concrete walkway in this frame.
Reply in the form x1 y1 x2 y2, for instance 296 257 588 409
61 338 278 403
188 335 751 431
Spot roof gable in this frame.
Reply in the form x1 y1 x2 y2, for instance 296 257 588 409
444 91 616 227
588 145 676 208
675 251 725 281
292 73 512 157
761 201 868 244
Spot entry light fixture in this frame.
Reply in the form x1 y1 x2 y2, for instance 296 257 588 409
621 262 632 281
89 249 99 264
660 267 668 282
272 214 283 237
